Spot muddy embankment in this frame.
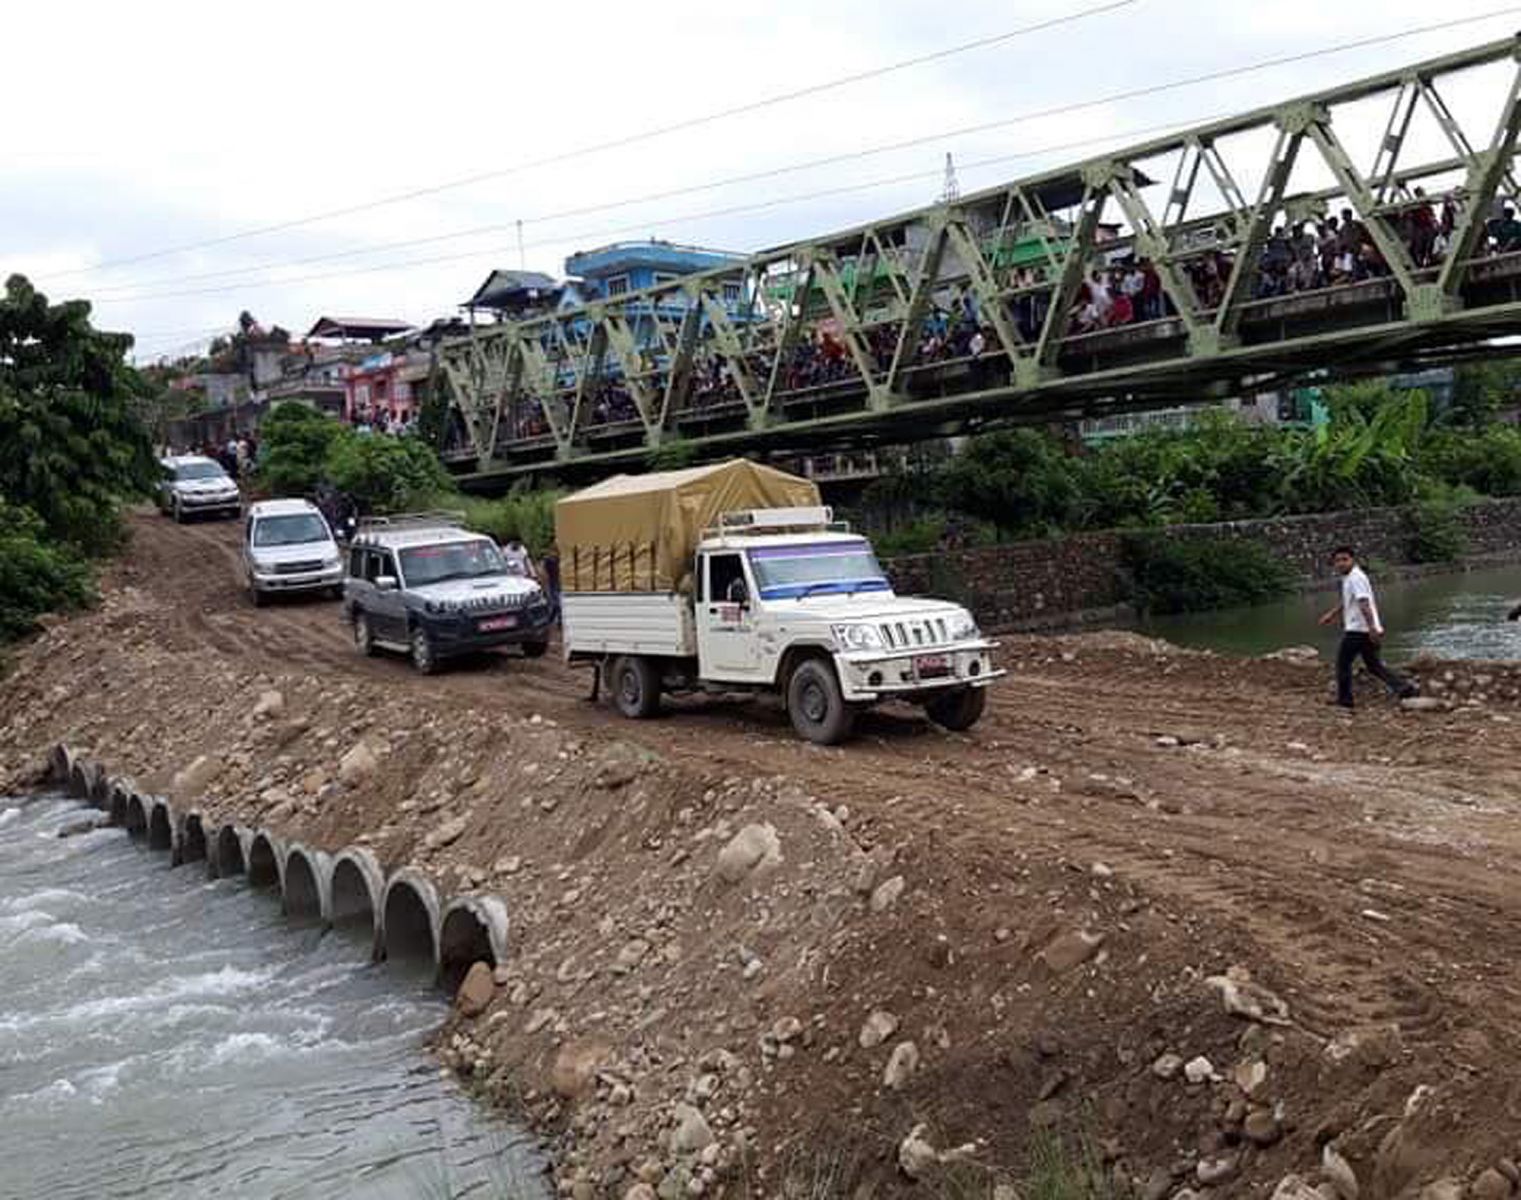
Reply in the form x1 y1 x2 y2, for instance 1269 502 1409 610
3 513 1521 1198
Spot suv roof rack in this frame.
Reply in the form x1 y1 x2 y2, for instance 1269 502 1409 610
704 506 849 538
355 510 467 532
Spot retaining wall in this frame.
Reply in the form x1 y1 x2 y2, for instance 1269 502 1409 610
883 497 1521 629
47 744 507 990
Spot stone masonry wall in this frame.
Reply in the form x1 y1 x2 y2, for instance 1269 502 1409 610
883 497 1521 629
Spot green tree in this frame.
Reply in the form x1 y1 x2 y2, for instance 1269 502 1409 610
1444 360 1521 428
325 432 453 513
258 403 349 496
938 429 1083 537
0 274 159 554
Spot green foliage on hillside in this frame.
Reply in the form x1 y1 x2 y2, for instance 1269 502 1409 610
0 275 159 555
0 499 95 642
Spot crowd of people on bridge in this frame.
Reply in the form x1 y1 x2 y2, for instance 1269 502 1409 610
487 189 1521 448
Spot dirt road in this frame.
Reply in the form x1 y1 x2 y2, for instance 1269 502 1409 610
14 509 1521 1195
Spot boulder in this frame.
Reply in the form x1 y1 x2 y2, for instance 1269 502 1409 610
1471 1169 1513 1200
251 689 285 720
1039 928 1105 973
858 1010 900 1049
455 962 495 1017
171 754 219 797
339 740 379 786
898 1126 939 1180
883 1041 920 1090
424 815 469 852
870 875 906 913
1206 966 1291 1024
670 1103 714 1154
715 824 781 883
551 1038 609 1099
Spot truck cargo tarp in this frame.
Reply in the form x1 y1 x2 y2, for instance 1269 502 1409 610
556 459 821 593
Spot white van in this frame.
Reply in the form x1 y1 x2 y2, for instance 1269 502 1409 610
242 499 344 605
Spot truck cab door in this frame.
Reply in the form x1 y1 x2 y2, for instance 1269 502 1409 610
696 551 761 680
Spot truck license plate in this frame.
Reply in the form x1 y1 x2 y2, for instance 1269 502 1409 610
478 615 517 632
915 654 951 678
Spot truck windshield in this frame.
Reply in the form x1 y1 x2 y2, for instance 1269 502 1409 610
748 541 891 600
172 461 227 481
399 539 508 586
253 514 330 547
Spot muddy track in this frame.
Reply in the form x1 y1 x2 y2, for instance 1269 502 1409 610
121 511 1521 1066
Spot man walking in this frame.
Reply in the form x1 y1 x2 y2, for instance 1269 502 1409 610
1318 546 1417 708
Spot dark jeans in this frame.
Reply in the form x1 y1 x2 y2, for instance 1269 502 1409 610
1335 631 1413 707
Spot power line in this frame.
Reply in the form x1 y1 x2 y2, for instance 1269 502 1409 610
80 6 1521 302
87 117 1225 306
50 1 1136 281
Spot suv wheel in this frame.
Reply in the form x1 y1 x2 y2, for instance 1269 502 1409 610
520 639 550 659
410 627 438 675
610 655 660 719
172 497 185 524
786 658 856 745
353 612 376 656
249 577 267 608
924 686 987 732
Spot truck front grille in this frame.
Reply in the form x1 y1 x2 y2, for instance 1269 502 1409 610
878 617 949 650
276 560 326 574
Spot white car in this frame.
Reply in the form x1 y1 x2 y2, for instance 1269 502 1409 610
242 498 344 605
159 455 242 522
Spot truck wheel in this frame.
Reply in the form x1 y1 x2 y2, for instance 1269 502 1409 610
353 612 377 657
410 628 439 675
787 659 855 745
925 686 987 732
610 655 660 719
520 639 550 659
249 578 267 608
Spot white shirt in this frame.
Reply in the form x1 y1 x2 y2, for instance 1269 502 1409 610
1342 566 1381 633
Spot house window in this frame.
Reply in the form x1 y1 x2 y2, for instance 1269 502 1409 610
652 271 680 287
355 384 370 406
722 282 742 303
606 275 630 296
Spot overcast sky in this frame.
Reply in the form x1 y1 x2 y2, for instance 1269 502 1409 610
5 0 1521 361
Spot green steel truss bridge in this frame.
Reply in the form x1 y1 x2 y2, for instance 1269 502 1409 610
438 37 1521 483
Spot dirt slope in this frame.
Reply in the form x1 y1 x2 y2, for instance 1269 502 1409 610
3 510 1520 1199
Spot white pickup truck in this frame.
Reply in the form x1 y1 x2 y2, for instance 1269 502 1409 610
557 461 1002 744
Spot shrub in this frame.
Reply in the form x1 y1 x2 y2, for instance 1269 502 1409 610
1121 533 1294 615
0 499 94 641
458 491 560 555
1419 425 1521 497
325 432 453 513
938 429 1083 537
257 403 348 496
1405 499 1468 563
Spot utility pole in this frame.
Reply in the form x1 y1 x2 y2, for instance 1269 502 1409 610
941 152 960 204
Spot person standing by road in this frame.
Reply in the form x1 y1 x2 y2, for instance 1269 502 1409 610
1318 546 1418 708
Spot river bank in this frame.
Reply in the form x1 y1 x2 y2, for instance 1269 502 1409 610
4 511 1521 1197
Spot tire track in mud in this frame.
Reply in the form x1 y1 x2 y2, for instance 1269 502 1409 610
121 510 1521 1058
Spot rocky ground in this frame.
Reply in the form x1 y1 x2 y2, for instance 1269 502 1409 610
3 511 1521 1199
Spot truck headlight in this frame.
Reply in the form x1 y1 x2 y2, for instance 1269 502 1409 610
831 623 883 652
949 614 980 642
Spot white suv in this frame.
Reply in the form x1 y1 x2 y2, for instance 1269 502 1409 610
242 499 344 605
159 455 241 522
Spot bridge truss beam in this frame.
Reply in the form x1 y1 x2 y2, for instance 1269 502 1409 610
438 36 1521 483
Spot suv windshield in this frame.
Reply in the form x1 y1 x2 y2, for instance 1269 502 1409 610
748 541 891 600
399 539 507 586
253 513 330 547
173 461 227 482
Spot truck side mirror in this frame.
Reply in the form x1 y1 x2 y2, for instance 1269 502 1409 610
376 575 398 591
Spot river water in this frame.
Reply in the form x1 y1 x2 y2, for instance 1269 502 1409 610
1142 562 1521 661
0 794 546 1200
